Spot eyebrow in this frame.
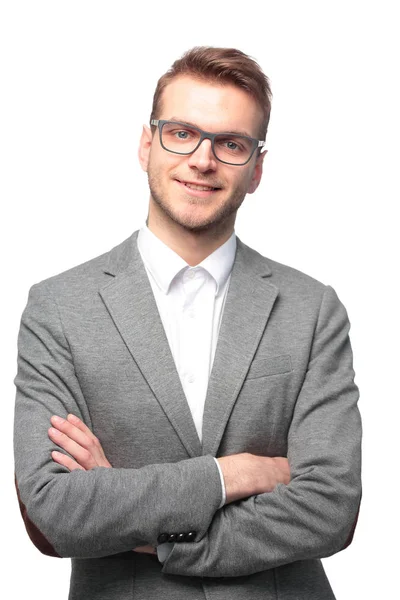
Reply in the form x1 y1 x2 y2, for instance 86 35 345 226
168 116 254 138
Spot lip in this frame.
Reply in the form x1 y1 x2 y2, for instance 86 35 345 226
175 179 221 197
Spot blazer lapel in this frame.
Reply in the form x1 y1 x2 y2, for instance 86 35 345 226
201 238 279 457
99 231 203 458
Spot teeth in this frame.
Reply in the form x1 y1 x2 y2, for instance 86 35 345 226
184 183 216 191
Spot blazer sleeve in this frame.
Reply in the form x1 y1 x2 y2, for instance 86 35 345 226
161 285 362 578
13 282 222 559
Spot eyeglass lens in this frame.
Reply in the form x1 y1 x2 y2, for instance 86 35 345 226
161 122 255 165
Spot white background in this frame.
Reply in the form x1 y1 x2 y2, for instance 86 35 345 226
1 1 398 598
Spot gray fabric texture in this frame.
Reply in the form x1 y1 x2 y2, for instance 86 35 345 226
13 230 361 599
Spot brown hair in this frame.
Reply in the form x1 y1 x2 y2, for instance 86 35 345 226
150 46 272 140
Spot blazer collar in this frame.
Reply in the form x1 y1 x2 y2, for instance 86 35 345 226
100 229 277 458
136 224 237 296
103 232 139 277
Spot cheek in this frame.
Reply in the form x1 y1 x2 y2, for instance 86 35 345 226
149 151 186 178
230 171 253 192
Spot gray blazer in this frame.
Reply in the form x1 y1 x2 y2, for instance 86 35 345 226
14 231 362 600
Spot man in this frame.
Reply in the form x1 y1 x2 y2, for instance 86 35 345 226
14 47 362 599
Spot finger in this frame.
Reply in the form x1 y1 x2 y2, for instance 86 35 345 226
48 427 96 470
66 414 112 466
50 415 94 448
51 450 85 472
66 414 98 443
50 416 105 465
131 547 156 554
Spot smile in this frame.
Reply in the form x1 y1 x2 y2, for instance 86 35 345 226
185 183 216 191
176 179 221 196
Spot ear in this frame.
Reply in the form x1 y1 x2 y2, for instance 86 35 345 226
138 125 153 172
247 149 268 194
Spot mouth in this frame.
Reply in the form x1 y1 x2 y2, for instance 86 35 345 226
175 179 222 197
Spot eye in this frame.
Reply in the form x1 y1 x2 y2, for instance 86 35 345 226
218 138 244 153
170 129 194 140
225 140 240 151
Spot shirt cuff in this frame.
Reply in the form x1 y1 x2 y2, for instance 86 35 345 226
213 457 226 508
157 542 174 563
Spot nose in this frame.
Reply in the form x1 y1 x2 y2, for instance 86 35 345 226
187 138 217 172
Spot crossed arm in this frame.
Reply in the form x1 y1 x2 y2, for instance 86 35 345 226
47 413 291 556
14 281 361 576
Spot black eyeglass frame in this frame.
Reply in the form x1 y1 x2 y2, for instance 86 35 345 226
150 119 266 166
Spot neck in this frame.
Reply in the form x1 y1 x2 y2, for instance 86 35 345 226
146 202 235 266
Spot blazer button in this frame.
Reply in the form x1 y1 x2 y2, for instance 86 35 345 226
157 533 169 544
167 533 177 543
176 533 186 543
184 531 196 543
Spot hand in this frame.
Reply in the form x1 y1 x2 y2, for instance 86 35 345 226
48 414 156 555
217 452 290 504
48 414 112 471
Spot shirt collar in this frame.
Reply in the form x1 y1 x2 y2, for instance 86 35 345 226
137 223 237 296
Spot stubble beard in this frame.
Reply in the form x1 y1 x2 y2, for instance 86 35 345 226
147 165 249 234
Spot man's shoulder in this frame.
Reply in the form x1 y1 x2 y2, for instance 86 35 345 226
266 255 327 292
28 231 138 297
238 238 327 295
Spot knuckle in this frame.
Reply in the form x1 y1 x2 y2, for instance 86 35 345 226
82 449 92 461
88 439 97 451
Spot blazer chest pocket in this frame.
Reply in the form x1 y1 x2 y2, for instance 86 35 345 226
246 354 292 380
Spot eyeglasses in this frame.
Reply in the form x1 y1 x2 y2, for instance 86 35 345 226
150 119 266 166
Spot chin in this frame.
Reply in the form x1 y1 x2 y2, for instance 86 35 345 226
173 213 216 232
149 182 234 232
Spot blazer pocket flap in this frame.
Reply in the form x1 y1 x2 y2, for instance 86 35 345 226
246 354 292 380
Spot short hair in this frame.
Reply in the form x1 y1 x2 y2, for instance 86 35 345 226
150 46 272 140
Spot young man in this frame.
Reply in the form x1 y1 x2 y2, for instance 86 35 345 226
14 47 362 599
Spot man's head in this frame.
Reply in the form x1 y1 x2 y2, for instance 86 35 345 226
139 46 272 236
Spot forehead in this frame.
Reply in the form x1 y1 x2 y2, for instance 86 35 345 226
159 76 263 136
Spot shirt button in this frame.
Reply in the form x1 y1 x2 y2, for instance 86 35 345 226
186 269 196 279
187 374 195 383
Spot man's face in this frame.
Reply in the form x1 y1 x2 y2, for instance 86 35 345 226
139 76 266 233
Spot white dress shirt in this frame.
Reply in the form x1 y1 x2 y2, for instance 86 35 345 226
137 223 236 561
